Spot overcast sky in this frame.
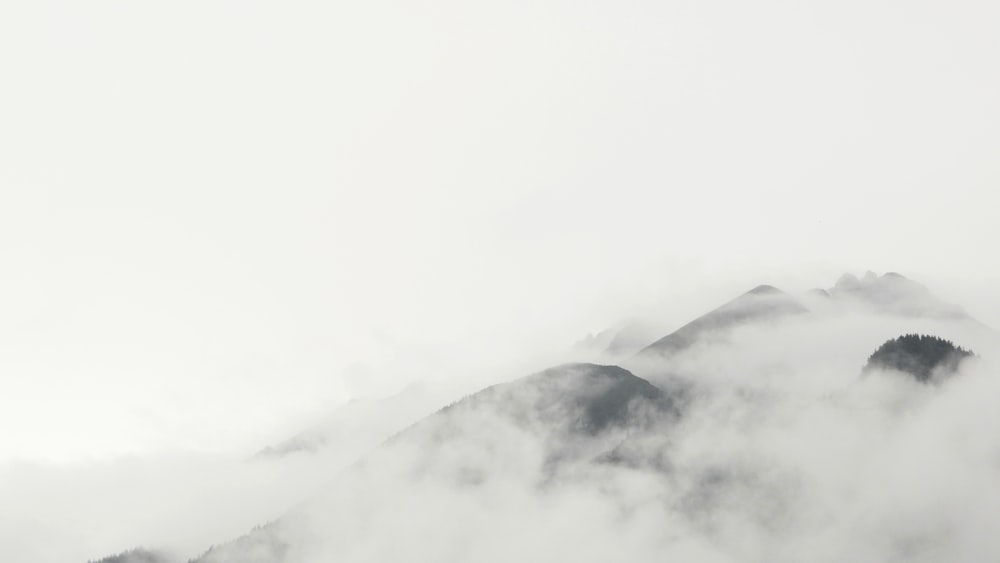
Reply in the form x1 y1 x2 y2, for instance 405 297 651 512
1 0 999 462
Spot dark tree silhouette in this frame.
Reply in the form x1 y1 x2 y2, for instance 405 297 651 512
862 334 974 383
88 548 172 563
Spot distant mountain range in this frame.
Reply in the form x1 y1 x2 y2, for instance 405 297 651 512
96 272 993 563
635 284 808 359
578 271 980 363
825 271 970 319
262 272 981 461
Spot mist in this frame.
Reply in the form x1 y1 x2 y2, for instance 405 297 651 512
5 271 998 563
189 298 1000 563
4 0 1000 561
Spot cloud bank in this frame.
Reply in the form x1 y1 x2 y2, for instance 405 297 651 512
184 281 1000 563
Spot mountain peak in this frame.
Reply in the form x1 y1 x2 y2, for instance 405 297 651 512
636 284 807 358
827 271 967 320
747 284 782 296
834 273 861 290
439 363 675 437
833 271 921 292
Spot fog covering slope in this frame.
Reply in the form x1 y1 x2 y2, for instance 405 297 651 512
100 273 1000 563
635 284 808 359
191 331 1000 561
194 363 680 562
256 272 988 465
584 272 982 366
828 272 972 320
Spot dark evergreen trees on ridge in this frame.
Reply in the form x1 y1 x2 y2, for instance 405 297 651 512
863 333 974 383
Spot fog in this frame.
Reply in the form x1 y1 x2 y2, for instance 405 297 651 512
189 304 1000 563
3 0 1000 561
0 454 331 562
4 0 1000 462
3 272 999 562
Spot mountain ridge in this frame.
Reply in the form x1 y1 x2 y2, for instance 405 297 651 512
634 284 808 359
92 271 994 563
188 363 679 563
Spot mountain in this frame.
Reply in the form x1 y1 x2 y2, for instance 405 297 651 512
364 362 682 480
599 272 984 366
862 334 975 383
259 364 678 466
93 272 996 563
195 525 287 563
825 271 970 320
635 285 808 359
189 363 680 563
433 363 674 435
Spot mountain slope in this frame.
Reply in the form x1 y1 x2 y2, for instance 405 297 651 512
635 285 808 359
190 363 678 563
103 273 997 563
380 363 682 481
429 363 674 436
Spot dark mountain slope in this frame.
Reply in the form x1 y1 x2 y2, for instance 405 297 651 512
377 363 681 473
431 363 674 436
862 334 975 383
188 363 678 563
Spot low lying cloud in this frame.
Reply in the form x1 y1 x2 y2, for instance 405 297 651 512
8 276 999 563
0 453 345 563
187 303 1000 563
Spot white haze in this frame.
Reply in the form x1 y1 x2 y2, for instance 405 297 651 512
191 310 1000 563
1 277 998 562
2 0 1000 561
3 0 1000 462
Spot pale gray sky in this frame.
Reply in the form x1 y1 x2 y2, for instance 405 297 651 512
1 0 999 462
